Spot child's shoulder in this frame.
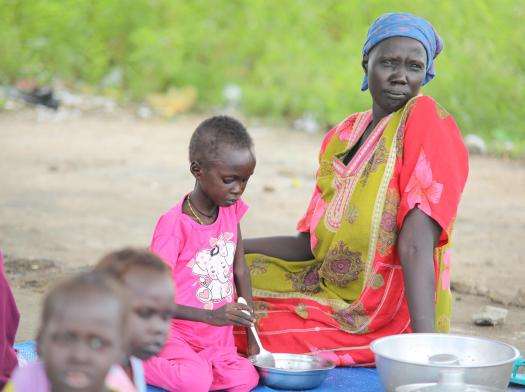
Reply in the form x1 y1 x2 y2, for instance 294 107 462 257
154 198 186 235
10 361 49 390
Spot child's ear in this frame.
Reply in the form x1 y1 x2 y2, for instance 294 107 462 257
36 328 43 357
190 161 202 178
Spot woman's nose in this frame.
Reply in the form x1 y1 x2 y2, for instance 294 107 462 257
390 67 408 84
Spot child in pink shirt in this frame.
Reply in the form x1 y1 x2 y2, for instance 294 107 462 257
144 116 259 392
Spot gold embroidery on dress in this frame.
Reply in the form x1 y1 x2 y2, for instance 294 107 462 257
254 300 270 321
249 256 268 275
334 302 370 334
294 303 309 319
285 264 321 293
368 273 385 289
318 159 333 177
325 174 356 231
346 204 359 224
435 103 450 119
319 241 363 287
395 96 418 158
360 138 387 187
436 314 450 332
377 188 400 256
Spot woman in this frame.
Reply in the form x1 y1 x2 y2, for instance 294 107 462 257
237 13 468 365
0 250 20 386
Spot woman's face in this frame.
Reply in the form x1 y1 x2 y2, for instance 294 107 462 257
365 36 427 115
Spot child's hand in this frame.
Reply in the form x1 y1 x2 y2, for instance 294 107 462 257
209 303 255 327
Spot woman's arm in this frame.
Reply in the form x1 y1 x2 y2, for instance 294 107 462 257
234 225 255 309
398 207 441 333
243 232 314 261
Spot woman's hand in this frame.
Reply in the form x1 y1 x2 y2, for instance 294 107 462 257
208 303 255 327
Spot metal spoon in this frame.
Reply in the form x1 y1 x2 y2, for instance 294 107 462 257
237 296 275 367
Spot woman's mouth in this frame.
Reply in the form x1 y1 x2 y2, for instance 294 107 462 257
384 90 407 99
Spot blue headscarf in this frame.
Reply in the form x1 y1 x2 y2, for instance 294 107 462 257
361 12 443 91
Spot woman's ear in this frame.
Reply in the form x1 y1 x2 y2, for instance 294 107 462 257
362 54 369 74
190 161 202 178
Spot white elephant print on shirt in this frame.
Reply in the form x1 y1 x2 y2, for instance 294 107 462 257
187 232 235 309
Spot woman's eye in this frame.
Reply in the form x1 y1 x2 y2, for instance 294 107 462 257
410 63 423 70
381 59 393 66
223 178 235 184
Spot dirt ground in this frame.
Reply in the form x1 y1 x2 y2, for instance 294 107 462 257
1 109 524 355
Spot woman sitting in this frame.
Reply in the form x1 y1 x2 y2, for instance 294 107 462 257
237 12 469 365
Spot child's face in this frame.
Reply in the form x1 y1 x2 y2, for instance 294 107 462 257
38 295 125 392
123 267 175 360
195 147 256 207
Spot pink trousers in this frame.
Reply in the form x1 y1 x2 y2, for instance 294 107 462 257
144 333 259 392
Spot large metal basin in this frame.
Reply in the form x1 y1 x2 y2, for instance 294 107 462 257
250 353 335 390
371 333 520 392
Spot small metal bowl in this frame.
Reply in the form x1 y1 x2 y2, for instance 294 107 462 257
250 353 335 390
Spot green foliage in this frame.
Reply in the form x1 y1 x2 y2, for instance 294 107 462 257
1 0 524 141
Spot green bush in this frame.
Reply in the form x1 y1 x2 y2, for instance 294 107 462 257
1 0 523 142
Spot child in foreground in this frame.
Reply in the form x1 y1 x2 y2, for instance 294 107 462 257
6 272 130 392
145 116 259 391
95 248 175 392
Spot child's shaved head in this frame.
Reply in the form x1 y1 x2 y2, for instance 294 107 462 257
95 248 174 360
38 271 130 392
41 271 129 328
95 247 169 280
189 115 253 165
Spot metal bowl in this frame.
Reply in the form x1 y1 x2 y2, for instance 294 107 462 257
371 333 520 392
250 353 335 390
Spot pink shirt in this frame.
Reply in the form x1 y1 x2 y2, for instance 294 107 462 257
150 197 248 349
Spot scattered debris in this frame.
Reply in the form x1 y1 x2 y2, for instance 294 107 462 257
464 134 487 155
100 67 123 88
502 140 515 154
277 168 296 178
36 106 81 123
293 112 320 134
20 86 60 110
137 104 153 119
147 86 197 118
223 84 242 109
291 178 302 188
472 305 508 326
3 256 61 292
513 289 525 308
263 185 275 193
